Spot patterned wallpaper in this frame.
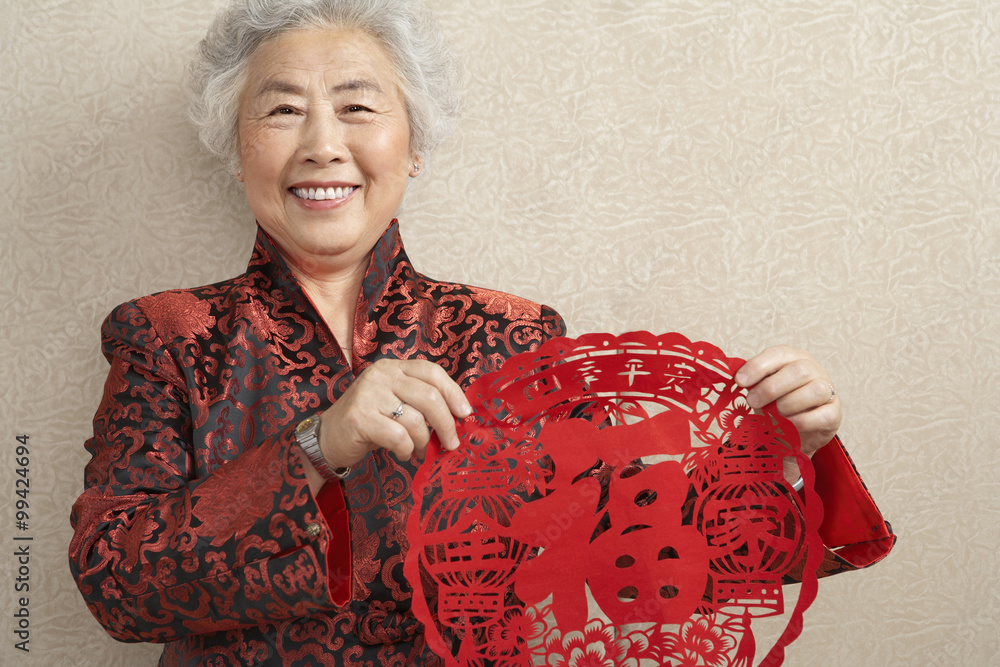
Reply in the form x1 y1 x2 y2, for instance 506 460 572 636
2 0 998 664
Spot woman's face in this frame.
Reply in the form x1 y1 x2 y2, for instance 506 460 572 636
236 27 416 276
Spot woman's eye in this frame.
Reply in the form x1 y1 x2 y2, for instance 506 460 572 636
346 105 371 113
270 106 294 115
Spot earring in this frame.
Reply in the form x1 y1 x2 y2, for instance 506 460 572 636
236 167 243 179
412 162 421 174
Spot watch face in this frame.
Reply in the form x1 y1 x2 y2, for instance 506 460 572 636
296 416 317 435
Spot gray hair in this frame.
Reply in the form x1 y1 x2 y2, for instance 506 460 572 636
188 0 461 173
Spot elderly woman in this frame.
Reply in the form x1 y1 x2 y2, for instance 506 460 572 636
69 0 892 664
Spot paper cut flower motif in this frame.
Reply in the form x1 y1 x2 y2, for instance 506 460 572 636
668 616 737 667
545 620 624 667
486 606 547 657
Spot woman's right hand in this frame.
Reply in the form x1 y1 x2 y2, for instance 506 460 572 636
316 358 472 474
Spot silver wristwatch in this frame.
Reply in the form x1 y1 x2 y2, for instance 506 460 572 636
295 415 350 480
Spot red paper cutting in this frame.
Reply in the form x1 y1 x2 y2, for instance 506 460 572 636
404 332 825 666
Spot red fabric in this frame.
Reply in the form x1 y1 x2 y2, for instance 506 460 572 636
813 437 896 569
315 481 352 605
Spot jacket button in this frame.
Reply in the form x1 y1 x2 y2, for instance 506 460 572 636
306 523 321 538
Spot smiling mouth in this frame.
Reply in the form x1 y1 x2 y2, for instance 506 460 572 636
290 185 358 201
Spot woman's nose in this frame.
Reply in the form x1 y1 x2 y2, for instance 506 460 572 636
300 108 347 165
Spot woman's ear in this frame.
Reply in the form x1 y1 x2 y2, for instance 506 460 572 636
410 157 422 177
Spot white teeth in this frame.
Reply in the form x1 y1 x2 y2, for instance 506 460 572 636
293 186 355 201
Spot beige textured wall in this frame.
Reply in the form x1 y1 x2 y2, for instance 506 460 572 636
2 0 998 664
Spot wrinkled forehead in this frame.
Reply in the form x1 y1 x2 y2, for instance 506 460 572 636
241 26 405 102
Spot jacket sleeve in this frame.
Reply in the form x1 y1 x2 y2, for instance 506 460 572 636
809 437 896 577
68 302 351 643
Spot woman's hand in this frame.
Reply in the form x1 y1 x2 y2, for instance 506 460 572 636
317 359 471 472
735 345 841 471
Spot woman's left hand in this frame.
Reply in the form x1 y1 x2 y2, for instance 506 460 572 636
735 345 841 459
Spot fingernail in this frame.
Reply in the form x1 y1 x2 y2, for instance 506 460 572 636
449 435 461 450
745 392 759 408
735 371 747 386
459 401 472 418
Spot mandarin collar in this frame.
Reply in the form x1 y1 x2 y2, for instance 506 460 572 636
247 220 411 367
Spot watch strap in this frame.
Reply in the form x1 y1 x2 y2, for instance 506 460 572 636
295 415 351 481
